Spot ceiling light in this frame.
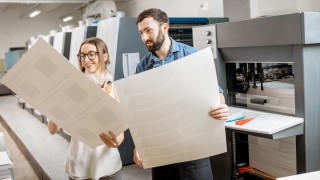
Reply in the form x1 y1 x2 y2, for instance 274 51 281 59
63 16 73 22
29 10 41 18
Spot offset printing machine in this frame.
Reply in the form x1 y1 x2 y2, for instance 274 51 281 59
193 12 320 179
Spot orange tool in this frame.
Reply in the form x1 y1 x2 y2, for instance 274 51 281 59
235 118 254 125
237 166 252 173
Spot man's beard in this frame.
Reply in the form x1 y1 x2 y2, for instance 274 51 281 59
146 29 165 53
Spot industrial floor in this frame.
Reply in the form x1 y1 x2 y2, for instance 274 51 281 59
0 95 151 180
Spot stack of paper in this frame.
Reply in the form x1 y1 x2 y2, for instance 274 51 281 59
249 136 296 177
277 170 320 180
0 151 13 179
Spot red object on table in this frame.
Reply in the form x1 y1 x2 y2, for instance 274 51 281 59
237 166 252 173
235 118 254 125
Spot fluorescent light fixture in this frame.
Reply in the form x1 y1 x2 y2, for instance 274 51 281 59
63 16 73 22
29 10 41 18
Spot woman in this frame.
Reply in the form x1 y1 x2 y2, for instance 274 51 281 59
48 37 123 180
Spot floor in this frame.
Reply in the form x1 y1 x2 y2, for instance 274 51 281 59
0 119 38 180
0 95 151 180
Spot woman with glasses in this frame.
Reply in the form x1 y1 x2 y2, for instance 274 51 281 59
48 37 124 180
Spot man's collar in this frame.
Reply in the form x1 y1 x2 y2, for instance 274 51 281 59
169 37 179 55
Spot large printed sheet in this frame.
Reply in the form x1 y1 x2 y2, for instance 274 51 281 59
0 38 128 148
115 47 227 168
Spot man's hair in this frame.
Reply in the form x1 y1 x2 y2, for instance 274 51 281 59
136 8 169 25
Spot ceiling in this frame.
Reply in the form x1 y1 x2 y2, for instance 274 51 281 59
0 0 129 21
0 1 91 21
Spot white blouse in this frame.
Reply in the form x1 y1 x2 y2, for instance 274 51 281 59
65 71 122 179
65 139 122 179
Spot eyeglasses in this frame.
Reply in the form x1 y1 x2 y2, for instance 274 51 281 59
77 51 98 62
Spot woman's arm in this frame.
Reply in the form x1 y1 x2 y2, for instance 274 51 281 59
112 84 120 103
99 80 124 147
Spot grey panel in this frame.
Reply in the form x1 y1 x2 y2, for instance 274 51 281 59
85 26 97 38
226 123 303 140
208 17 229 24
293 45 304 119
63 32 72 60
0 132 5 151
220 45 293 63
0 84 11 95
4 49 26 70
193 25 216 51
217 13 301 48
301 45 320 172
216 50 227 97
0 72 12 95
114 18 148 81
292 45 306 173
49 36 54 46
302 12 320 44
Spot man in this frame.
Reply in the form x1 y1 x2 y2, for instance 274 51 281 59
133 8 229 180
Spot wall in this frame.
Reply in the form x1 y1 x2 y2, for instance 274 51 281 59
0 19 58 59
297 0 320 12
116 0 224 17
0 4 81 59
223 0 250 22
249 0 320 18
250 0 298 18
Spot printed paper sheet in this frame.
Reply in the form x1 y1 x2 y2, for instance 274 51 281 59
115 47 227 168
0 38 127 148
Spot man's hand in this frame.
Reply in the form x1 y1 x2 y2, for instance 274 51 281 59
209 104 229 120
133 148 143 168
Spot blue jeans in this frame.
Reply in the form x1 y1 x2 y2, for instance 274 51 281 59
152 157 213 180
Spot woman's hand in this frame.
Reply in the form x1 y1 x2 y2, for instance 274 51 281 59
208 104 229 120
133 148 143 168
99 131 124 148
48 119 60 135
104 81 113 94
